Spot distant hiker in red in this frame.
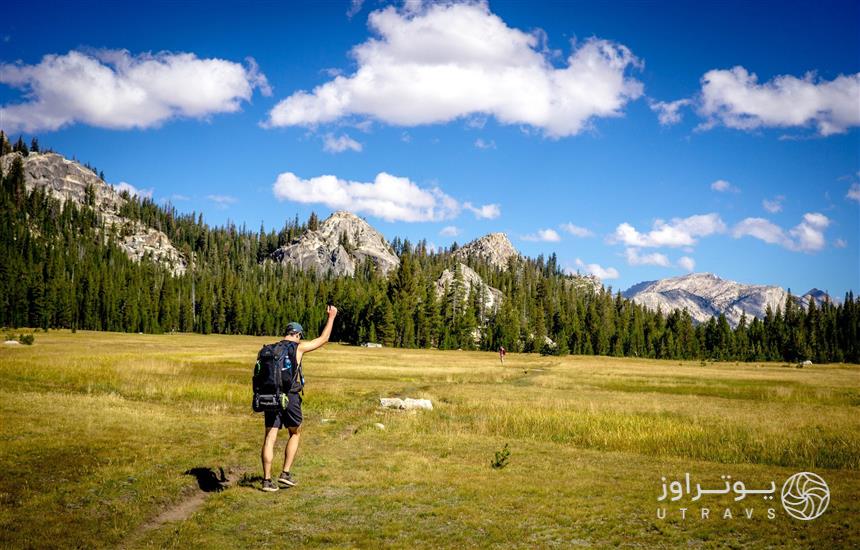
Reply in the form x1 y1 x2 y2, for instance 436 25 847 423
499 346 506 365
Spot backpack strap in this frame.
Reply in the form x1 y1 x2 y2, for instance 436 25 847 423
284 341 303 394
273 341 290 397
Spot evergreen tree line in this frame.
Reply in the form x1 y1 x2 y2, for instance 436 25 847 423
1 147 857 363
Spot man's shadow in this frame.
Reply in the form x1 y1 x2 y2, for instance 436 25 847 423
184 467 230 492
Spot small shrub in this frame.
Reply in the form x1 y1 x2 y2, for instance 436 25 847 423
491 443 510 469
18 333 34 345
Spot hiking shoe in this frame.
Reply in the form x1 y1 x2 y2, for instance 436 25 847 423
278 471 297 487
261 479 279 492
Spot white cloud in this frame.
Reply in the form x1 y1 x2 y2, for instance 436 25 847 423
649 98 691 125
474 138 496 150
113 181 153 199
0 50 269 132
400 131 412 143
732 212 830 253
678 256 696 271
323 133 363 153
834 238 847 249
440 225 459 237
346 0 364 18
522 228 561 242
762 195 785 213
710 179 739 193
207 194 238 209
272 171 460 222
466 116 487 129
560 222 594 237
574 258 619 280
464 202 501 220
624 247 671 267
847 183 860 203
170 193 190 201
698 66 860 136
265 3 643 137
789 212 830 252
611 213 726 248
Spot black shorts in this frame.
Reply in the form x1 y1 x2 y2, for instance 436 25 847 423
264 392 303 429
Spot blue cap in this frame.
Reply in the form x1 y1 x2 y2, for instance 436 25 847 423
286 322 304 336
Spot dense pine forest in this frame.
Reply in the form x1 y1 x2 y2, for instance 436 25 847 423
1 134 858 363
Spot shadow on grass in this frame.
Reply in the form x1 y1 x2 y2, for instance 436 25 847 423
237 473 264 488
184 467 229 492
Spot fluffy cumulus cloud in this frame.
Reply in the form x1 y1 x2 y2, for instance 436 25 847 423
573 258 619 280
266 2 643 137
649 98 691 125
612 213 726 248
439 225 460 237
560 222 593 237
112 181 154 199
710 179 739 193
699 66 860 136
732 212 831 252
464 202 501 219
522 228 561 242
625 247 696 271
762 195 785 213
323 133 363 153
678 256 696 271
272 171 465 222
624 247 671 267
0 49 271 132
474 138 496 150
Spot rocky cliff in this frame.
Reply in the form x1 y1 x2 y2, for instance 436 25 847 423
453 232 518 269
0 152 186 276
622 272 789 328
271 211 400 276
435 263 504 312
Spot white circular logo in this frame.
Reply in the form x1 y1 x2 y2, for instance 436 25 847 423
781 472 830 520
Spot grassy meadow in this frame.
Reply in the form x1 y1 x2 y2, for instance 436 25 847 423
1 330 859 548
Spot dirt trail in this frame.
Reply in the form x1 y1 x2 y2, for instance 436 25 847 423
124 466 243 548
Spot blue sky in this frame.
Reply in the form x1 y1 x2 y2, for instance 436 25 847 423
1 0 858 296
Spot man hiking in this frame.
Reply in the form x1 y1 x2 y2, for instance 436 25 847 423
260 305 338 492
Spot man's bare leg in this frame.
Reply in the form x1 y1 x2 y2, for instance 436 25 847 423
261 426 279 480
282 426 301 474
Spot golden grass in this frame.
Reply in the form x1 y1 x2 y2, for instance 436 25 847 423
1 330 858 548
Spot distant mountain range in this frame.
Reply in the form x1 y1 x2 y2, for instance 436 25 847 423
5 151 836 328
622 273 834 328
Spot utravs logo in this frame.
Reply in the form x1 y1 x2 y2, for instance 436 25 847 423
657 472 829 521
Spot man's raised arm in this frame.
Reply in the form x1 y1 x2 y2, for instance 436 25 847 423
298 305 338 354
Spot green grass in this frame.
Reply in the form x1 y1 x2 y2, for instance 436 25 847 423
1 331 859 548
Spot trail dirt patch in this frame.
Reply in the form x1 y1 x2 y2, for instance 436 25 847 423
125 466 242 547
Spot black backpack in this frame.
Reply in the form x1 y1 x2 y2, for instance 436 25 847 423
252 341 303 412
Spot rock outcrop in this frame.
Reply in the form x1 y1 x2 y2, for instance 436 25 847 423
453 232 518 270
271 211 400 277
565 273 604 294
0 152 186 276
623 272 789 328
800 288 833 308
435 262 504 312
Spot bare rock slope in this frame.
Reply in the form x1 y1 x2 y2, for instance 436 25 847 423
623 272 789 327
271 211 400 277
1 152 186 275
453 232 519 269
435 263 504 312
